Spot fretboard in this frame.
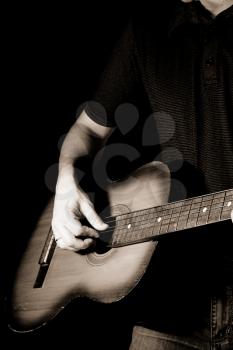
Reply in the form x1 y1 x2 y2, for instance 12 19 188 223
111 189 233 247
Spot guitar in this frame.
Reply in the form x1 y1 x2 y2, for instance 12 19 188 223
8 161 233 332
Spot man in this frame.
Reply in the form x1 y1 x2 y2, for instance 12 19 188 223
52 0 233 348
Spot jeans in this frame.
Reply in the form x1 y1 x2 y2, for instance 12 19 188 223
129 286 233 350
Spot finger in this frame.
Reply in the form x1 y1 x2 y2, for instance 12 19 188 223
80 201 108 231
53 224 87 251
79 238 95 250
57 237 92 252
54 226 77 251
64 217 82 235
56 238 75 251
76 225 99 238
65 222 99 238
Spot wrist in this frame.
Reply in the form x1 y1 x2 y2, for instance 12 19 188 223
56 165 76 195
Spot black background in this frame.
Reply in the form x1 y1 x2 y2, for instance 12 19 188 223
2 2 137 349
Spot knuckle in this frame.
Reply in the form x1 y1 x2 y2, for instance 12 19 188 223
64 237 75 247
81 241 92 250
72 227 82 237
56 239 66 249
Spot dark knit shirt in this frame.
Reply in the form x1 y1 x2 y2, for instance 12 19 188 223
85 0 233 195
85 0 233 330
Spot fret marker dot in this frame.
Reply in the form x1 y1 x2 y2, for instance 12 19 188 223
227 201 232 207
203 207 207 213
157 217 162 223
127 224 132 229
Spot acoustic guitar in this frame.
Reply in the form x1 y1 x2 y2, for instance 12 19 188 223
8 161 233 332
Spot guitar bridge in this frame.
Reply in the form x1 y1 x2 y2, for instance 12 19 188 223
34 227 56 288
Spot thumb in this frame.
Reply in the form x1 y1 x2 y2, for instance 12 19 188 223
81 201 108 231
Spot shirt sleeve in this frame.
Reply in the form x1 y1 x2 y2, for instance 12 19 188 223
84 20 143 127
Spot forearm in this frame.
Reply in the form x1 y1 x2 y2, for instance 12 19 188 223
58 124 94 177
57 111 112 186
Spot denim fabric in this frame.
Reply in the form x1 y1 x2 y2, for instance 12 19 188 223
129 286 233 349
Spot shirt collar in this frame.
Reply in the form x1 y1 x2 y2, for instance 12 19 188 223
168 1 233 37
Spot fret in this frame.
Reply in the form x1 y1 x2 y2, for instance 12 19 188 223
213 191 225 199
196 195 212 225
191 196 204 229
221 205 232 220
201 198 212 207
191 202 202 210
168 204 182 231
180 209 191 216
168 218 179 231
155 205 173 234
176 201 189 229
196 212 209 226
118 215 127 231
176 215 189 230
175 199 192 230
130 214 142 238
130 220 141 240
226 190 233 199
214 190 232 222
159 217 171 225
186 209 199 228
188 207 200 215
141 226 154 239
186 200 196 227
212 197 224 205
219 191 227 222
147 208 155 222
225 193 233 205
125 212 132 226
192 197 203 203
172 206 183 214
166 206 175 232
181 203 191 215
174 201 185 207
153 213 163 236
159 222 170 234
207 201 223 224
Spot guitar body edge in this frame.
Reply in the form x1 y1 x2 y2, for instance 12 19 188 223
9 161 170 332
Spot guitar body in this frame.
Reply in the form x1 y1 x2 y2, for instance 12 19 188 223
9 161 170 332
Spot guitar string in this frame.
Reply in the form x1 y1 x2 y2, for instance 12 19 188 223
219 190 227 221
110 212 233 245
102 192 232 226
103 202 231 233
112 205 232 242
102 189 232 220
101 198 232 232
206 194 215 225
100 202 232 236
51 202 230 243
194 191 205 226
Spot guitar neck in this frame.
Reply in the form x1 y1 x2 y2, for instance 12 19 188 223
111 189 233 247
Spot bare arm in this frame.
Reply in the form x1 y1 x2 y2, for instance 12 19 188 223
52 110 113 251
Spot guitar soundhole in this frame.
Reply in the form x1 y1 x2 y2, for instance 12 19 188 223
78 219 115 254
95 239 111 254
94 220 116 254
94 204 130 253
